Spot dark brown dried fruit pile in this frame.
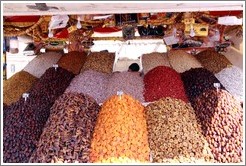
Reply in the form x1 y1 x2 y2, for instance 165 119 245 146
29 92 100 163
195 49 232 74
192 89 243 163
145 97 214 163
80 51 115 74
3 71 38 105
3 67 74 163
181 68 225 103
57 51 87 75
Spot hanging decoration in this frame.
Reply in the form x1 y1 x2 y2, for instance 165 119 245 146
2 10 243 53
3 16 45 37
76 16 82 29
49 15 69 29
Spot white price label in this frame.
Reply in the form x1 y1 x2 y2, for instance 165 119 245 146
117 90 124 99
213 83 221 91
22 93 29 102
53 64 59 71
117 90 124 96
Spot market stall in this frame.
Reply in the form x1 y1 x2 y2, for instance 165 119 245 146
2 2 244 164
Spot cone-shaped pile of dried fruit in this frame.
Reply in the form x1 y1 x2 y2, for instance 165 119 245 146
192 89 243 163
29 92 100 163
3 67 74 163
90 94 150 163
181 68 225 103
145 97 214 163
144 66 188 103
57 51 87 75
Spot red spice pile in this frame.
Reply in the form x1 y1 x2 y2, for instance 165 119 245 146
143 66 188 103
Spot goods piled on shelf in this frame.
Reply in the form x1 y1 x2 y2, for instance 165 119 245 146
90 94 150 163
144 66 188 103
168 50 203 73
3 71 38 105
215 66 243 102
29 93 100 163
145 97 214 163
65 70 110 104
181 68 226 103
57 51 87 75
194 49 232 74
23 52 62 78
142 52 171 74
80 51 115 74
3 67 74 163
106 71 144 102
192 89 243 163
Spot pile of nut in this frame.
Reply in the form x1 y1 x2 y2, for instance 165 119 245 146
168 50 203 73
3 70 38 105
192 89 243 163
23 52 62 78
80 51 115 74
3 67 74 163
145 97 214 163
195 49 232 74
106 71 145 103
181 68 225 103
57 51 87 75
65 70 110 104
29 92 100 163
142 52 171 75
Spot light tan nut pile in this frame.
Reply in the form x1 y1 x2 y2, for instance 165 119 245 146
142 52 171 74
145 97 214 163
168 50 203 73
23 51 62 78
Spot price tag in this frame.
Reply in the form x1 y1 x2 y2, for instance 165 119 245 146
149 151 153 162
53 64 59 71
117 90 124 99
22 93 29 102
213 83 221 91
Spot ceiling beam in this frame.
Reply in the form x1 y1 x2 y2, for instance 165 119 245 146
2 2 244 16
